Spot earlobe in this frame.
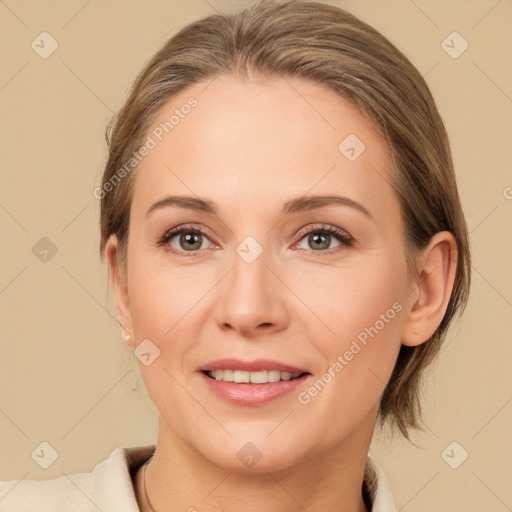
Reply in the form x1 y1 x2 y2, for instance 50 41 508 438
401 231 458 347
104 234 135 347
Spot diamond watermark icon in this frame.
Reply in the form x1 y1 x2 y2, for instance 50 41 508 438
31 441 59 469
31 32 59 59
338 134 365 161
134 338 161 366
441 31 468 59
441 441 469 469
32 237 58 263
237 442 262 468
236 236 263 264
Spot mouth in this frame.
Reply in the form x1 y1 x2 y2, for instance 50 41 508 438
198 358 311 405
203 369 308 384
199 366 311 406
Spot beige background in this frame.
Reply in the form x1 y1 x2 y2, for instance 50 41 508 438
1 0 511 510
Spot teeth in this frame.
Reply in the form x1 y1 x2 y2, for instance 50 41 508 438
220 369 233 381
249 371 267 384
208 369 302 384
268 370 281 382
233 370 250 383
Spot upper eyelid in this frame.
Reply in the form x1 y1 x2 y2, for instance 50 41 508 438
162 222 348 236
162 223 215 240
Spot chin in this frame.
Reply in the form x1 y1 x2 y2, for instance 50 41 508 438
192 427 307 474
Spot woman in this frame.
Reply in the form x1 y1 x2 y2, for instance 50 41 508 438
0 1 470 510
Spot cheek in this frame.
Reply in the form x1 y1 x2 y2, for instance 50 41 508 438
127 258 210 339
293 253 405 414
127 262 207 425
126 259 216 410
290 249 405 342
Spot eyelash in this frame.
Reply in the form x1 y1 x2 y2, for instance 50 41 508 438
155 223 355 257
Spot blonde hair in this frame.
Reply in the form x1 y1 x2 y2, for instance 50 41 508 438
99 0 471 440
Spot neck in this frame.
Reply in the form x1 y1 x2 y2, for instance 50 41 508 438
138 416 375 512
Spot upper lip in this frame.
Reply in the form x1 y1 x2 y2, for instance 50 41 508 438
200 358 308 374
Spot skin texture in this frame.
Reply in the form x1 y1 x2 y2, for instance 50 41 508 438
105 74 458 512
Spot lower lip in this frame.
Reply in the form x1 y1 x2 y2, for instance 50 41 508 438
200 372 310 406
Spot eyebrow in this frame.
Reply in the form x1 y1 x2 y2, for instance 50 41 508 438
146 194 373 220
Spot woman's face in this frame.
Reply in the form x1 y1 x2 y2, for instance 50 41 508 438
112 74 416 471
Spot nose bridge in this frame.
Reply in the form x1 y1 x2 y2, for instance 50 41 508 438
215 234 286 336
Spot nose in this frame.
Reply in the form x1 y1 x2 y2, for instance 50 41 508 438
214 245 289 339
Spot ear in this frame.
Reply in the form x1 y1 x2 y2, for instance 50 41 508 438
401 231 458 347
104 234 135 348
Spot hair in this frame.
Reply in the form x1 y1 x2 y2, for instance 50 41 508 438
98 0 471 441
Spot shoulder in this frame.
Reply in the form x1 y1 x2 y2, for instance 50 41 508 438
0 471 93 512
0 444 155 512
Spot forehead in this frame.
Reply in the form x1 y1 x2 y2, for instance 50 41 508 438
131 74 397 223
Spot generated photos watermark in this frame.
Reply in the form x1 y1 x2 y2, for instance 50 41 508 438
298 301 403 405
93 96 198 200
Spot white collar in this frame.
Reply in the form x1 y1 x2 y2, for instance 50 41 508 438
0 444 397 511
366 454 398 511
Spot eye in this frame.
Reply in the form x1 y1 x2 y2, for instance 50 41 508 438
292 224 354 255
156 223 355 257
156 224 216 256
